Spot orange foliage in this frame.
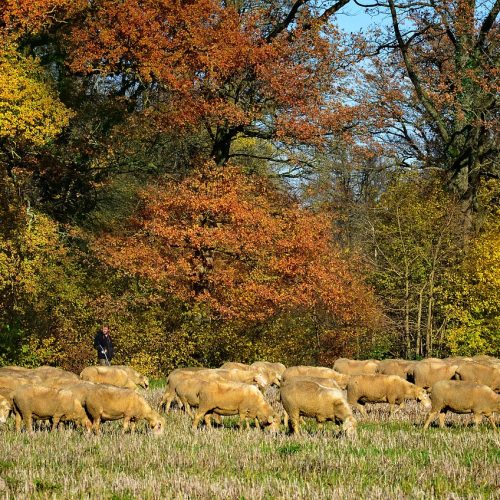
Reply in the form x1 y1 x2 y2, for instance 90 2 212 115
68 0 357 148
2 0 87 35
98 164 380 325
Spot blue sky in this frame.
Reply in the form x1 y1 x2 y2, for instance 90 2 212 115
335 3 391 33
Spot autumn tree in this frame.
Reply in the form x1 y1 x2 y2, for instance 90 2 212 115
360 0 499 216
99 163 380 328
439 181 500 355
361 172 464 357
67 0 361 167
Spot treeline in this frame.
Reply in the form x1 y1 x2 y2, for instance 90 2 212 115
0 0 498 375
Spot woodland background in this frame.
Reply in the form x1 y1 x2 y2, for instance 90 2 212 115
0 0 498 375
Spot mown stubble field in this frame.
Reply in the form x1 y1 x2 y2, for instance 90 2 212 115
0 386 498 499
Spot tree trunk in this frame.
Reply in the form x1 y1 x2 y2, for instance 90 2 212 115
416 286 425 357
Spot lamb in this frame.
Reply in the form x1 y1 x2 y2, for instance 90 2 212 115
333 358 380 375
192 380 280 431
455 362 500 392
280 379 356 437
83 384 164 434
346 374 431 416
80 366 138 389
376 359 416 379
423 380 500 429
411 360 458 390
112 365 149 389
281 366 349 389
12 385 92 433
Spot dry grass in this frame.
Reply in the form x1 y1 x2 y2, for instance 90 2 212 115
0 386 498 499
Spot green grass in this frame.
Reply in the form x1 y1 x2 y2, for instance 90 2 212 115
0 388 498 498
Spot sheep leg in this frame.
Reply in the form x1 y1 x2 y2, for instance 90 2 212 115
51 416 61 432
93 417 101 434
472 413 483 427
160 390 175 413
24 413 33 434
15 412 22 432
283 411 289 429
486 414 496 429
356 403 367 418
390 401 404 416
130 421 137 433
213 414 222 426
238 413 248 430
123 417 130 434
438 412 446 428
289 411 301 435
423 410 438 430
204 413 212 428
181 400 193 417
192 408 206 429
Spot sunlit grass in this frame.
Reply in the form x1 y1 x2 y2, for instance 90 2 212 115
0 387 497 498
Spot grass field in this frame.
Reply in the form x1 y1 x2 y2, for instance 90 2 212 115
0 387 498 498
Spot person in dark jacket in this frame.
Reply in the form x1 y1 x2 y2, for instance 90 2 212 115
94 324 114 365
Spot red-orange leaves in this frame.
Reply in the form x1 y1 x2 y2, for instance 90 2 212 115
67 0 357 153
2 0 87 35
98 163 379 325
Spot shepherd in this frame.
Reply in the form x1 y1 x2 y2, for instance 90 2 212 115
94 324 114 366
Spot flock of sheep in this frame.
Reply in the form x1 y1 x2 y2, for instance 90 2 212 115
0 355 498 438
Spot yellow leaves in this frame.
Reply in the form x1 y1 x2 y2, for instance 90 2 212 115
0 40 73 146
443 188 500 355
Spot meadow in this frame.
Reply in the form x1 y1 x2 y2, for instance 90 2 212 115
0 386 498 499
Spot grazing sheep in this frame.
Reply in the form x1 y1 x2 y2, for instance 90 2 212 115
80 366 138 390
83 385 164 434
455 362 500 392
251 361 286 386
333 358 380 375
12 385 92 433
376 359 416 379
411 360 458 390
192 380 280 431
281 366 349 389
280 379 356 437
160 368 224 413
112 366 149 389
423 380 500 429
346 374 431 416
